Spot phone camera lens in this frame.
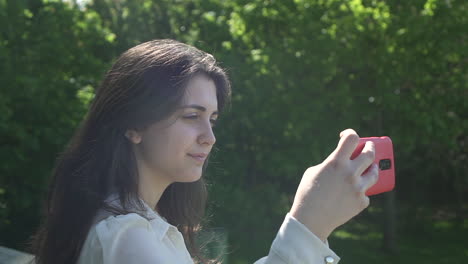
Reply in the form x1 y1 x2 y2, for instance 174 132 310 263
379 159 392 170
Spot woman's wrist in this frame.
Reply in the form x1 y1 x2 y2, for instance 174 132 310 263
289 207 332 243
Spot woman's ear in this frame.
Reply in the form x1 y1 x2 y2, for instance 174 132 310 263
125 129 142 144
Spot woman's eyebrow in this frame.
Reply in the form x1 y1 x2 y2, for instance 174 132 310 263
180 104 218 115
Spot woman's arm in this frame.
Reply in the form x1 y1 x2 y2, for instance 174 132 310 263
254 129 379 264
253 212 340 264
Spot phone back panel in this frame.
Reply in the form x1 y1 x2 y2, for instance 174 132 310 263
350 136 395 196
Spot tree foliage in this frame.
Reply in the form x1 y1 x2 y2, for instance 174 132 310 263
1 0 466 262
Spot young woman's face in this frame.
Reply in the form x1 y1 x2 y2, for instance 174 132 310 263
132 73 218 184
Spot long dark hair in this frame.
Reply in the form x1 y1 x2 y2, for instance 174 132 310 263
26 39 232 264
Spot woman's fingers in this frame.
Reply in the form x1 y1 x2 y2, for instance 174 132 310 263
352 141 376 176
332 128 360 161
290 128 380 240
361 194 370 210
359 163 379 194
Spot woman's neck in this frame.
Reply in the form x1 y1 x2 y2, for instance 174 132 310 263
136 162 173 211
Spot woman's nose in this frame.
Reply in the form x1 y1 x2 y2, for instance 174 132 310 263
198 121 216 146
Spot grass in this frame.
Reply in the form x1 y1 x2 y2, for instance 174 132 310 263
328 203 468 264
228 202 468 264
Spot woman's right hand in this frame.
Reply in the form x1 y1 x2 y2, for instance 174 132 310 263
289 128 379 242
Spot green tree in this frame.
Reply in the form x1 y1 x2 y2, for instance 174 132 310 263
0 0 115 248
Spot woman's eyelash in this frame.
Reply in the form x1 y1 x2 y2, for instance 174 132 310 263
184 115 217 126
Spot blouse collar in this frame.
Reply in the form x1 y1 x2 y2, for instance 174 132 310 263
102 192 180 241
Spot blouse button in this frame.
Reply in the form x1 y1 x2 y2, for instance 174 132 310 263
324 256 335 263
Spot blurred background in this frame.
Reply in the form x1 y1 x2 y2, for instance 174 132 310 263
0 0 467 263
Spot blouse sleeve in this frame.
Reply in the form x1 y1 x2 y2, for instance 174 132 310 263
94 213 164 264
253 212 341 264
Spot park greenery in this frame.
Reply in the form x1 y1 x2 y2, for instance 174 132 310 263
1 0 467 263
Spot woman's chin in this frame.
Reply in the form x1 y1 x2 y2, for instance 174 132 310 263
177 172 202 183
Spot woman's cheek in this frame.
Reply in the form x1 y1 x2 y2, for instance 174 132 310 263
177 122 199 142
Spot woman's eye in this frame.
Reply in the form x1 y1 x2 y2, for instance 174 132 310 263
210 119 217 127
184 115 217 127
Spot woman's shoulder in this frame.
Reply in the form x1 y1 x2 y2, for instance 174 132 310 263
94 212 153 239
79 212 156 263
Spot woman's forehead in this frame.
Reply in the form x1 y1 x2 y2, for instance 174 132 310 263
181 75 218 113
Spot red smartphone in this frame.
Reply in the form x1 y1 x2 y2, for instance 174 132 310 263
350 136 395 196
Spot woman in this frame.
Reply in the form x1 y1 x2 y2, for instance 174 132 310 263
28 39 378 264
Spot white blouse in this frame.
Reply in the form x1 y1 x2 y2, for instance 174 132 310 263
77 193 341 264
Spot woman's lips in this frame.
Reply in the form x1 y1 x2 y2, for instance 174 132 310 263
187 154 206 163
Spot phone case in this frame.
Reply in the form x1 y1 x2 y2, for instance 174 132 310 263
350 136 395 196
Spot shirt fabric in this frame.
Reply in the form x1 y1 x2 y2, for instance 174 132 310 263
77 193 341 264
